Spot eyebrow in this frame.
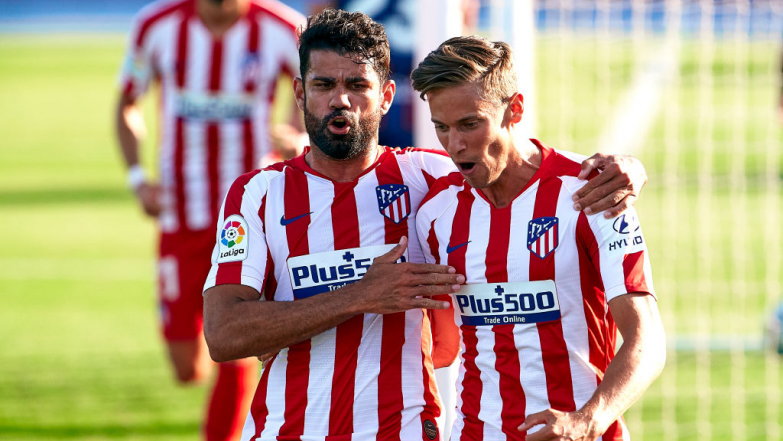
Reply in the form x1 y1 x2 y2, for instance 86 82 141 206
431 114 482 125
309 76 371 84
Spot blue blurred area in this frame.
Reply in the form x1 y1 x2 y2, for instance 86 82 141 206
0 0 778 37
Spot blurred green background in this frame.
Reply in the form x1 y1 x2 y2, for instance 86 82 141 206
1 3 782 440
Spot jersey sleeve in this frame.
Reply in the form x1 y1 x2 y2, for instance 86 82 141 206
203 170 269 296
413 149 458 190
118 10 155 100
579 207 655 302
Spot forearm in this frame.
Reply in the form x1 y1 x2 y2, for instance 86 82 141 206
204 284 364 362
115 97 146 168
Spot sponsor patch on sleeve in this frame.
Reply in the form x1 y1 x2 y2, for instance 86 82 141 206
217 215 249 263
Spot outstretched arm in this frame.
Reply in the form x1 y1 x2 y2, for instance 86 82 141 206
204 236 464 362
519 293 665 441
572 154 647 218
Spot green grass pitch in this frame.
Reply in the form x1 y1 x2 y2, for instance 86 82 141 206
0 33 781 440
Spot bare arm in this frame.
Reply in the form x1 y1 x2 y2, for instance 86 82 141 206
520 293 665 441
203 237 464 362
115 93 161 216
572 154 648 218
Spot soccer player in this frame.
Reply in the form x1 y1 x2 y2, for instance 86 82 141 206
113 0 305 440
203 9 650 441
412 36 666 441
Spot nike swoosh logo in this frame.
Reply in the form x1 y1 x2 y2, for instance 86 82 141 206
446 241 471 253
280 212 313 226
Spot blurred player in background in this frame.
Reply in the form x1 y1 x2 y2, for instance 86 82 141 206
113 0 305 440
413 35 666 441
202 9 650 441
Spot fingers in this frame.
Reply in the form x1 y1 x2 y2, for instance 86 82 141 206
518 410 552 440
577 153 610 180
573 174 633 216
373 236 409 264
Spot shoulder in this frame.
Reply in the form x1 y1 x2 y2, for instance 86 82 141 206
530 139 591 196
130 0 190 47
418 172 465 218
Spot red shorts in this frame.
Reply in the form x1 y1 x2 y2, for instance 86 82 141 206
157 228 216 341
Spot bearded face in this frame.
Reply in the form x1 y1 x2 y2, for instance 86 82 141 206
303 104 382 161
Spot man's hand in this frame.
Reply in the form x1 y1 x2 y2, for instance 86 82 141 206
134 181 162 217
572 153 647 218
352 236 464 314
519 408 602 441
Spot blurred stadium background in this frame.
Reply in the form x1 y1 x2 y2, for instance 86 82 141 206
0 0 781 440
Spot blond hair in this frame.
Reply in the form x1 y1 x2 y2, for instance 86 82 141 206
410 35 517 104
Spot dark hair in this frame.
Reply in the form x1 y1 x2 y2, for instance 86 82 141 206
298 9 391 82
411 35 517 104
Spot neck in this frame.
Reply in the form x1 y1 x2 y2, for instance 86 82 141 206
481 140 541 208
196 0 248 35
305 143 384 182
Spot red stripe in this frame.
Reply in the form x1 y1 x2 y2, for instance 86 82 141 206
242 14 260 172
623 250 650 294
375 156 407 441
529 178 576 412
172 14 189 230
602 419 625 440
279 167 311 437
250 356 275 440
329 181 363 437
485 206 525 440
575 213 612 382
134 0 190 49
215 170 261 285
447 188 483 441
207 39 223 223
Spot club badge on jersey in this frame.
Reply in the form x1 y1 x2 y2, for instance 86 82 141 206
527 216 559 259
287 244 408 299
454 280 561 326
217 215 249 263
376 184 411 224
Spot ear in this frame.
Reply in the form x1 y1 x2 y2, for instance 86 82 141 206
294 76 306 111
508 92 524 125
379 79 396 115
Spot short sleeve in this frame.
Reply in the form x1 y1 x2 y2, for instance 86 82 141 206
580 207 655 302
118 12 155 99
203 170 270 295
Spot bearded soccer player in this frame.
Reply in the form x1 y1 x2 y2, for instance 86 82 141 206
203 9 649 441
412 36 666 441
114 0 305 439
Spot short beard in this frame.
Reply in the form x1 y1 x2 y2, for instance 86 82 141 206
303 100 382 161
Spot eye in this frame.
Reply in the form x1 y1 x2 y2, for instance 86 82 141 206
462 120 480 129
433 123 448 133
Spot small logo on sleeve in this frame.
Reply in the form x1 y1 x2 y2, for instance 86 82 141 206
218 215 249 263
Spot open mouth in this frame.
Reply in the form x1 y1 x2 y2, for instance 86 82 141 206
327 116 351 135
458 162 477 174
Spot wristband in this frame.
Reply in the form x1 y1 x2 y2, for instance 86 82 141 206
127 164 146 190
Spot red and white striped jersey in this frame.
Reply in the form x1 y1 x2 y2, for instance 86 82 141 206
416 140 654 441
204 147 457 441
119 0 303 233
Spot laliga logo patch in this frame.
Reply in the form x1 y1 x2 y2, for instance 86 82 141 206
376 184 411 224
218 215 248 263
527 216 559 259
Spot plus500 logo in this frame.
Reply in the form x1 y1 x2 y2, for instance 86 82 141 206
291 258 373 287
456 289 556 315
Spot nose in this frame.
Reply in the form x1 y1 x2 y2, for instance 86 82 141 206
329 87 351 110
445 129 466 155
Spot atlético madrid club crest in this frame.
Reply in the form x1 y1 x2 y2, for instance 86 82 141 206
376 184 411 224
527 216 559 259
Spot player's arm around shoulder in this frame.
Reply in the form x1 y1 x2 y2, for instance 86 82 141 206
572 153 648 218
